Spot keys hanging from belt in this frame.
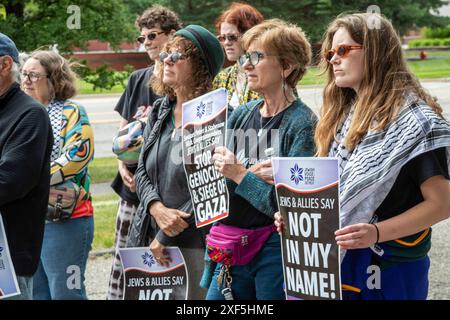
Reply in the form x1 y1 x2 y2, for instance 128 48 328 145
217 264 234 300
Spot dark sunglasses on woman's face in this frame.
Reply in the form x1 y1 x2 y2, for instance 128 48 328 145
136 31 166 44
159 51 187 64
217 33 241 43
238 51 265 67
325 44 363 63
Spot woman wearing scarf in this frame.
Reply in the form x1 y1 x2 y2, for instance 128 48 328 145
276 13 450 300
21 50 94 299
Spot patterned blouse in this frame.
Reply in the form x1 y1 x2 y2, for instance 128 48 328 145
48 100 95 218
212 64 260 109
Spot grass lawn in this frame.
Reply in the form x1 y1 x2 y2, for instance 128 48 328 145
77 79 125 95
89 157 118 184
300 66 325 86
408 59 450 79
92 193 119 250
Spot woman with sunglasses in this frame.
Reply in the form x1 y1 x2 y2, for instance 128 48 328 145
21 50 95 300
107 5 182 300
202 19 316 300
212 2 263 109
127 25 224 300
276 13 450 300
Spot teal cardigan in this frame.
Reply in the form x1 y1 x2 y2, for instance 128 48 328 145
200 97 317 288
226 98 317 217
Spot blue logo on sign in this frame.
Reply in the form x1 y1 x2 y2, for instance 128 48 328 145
0 246 3 257
290 164 303 185
141 252 155 267
196 101 206 119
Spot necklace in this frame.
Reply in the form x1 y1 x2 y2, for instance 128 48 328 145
258 113 277 137
171 107 177 139
257 100 293 137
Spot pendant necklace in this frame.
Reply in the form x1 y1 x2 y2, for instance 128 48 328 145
258 100 292 137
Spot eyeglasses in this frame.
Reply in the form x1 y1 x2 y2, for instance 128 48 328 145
136 31 166 44
238 51 265 67
325 45 363 63
159 51 187 64
217 33 241 43
20 71 48 83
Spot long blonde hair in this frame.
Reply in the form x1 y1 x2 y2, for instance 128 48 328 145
315 13 442 156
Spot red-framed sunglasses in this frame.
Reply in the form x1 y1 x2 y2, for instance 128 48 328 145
325 45 363 62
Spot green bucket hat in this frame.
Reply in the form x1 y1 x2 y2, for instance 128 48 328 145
174 25 224 78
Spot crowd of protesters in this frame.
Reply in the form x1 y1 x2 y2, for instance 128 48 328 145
0 2 449 301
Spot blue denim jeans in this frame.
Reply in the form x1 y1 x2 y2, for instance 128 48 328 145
206 232 285 300
33 216 94 300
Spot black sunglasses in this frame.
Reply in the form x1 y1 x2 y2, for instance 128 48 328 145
159 51 187 64
238 51 265 67
217 33 241 43
136 31 166 44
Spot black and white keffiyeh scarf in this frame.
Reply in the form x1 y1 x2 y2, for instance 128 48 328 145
329 94 450 233
47 100 65 161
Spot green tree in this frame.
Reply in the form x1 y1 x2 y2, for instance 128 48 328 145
328 0 450 36
126 0 450 42
0 0 136 53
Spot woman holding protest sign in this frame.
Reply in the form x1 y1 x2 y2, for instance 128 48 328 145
127 25 224 300
212 2 263 109
108 5 182 301
275 13 450 300
203 19 316 300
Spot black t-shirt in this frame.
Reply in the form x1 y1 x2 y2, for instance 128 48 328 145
375 147 449 221
111 67 160 205
148 118 191 209
222 101 288 228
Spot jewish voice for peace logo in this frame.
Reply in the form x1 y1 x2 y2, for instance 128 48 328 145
196 101 206 119
290 163 303 185
141 252 155 267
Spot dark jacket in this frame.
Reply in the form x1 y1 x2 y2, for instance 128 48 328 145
128 96 208 248
0 83 53 276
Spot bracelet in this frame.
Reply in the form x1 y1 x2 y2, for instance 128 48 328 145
372 223 380 244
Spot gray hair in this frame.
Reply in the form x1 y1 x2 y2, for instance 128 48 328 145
11 61 20 83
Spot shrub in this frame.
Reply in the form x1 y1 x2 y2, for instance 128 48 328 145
424 25 450 39
75 61 134 92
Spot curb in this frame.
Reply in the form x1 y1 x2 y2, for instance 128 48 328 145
89 248 114 258
75 93 122 99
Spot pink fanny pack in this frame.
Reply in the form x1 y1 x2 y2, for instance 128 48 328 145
206 223 276 266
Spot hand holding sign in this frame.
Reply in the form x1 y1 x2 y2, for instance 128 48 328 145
150 239 172 267
335 223 378 249
274 211 284 234
249 159 274 185
212 146 247 184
